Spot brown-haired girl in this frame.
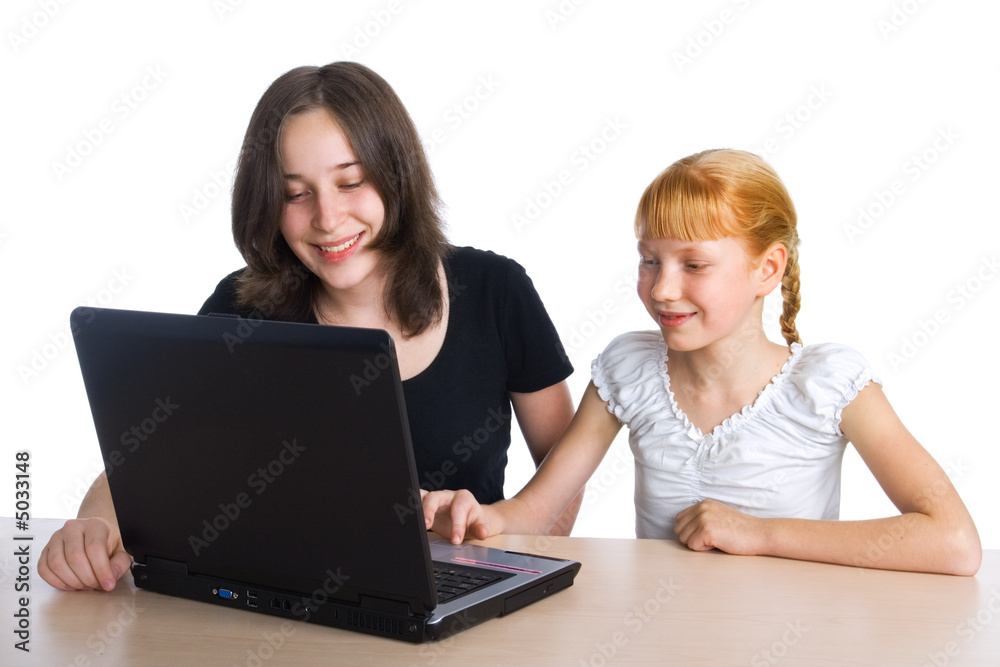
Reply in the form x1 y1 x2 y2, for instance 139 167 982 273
39 62 578 592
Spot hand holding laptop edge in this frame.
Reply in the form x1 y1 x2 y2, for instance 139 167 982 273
38 471 131 592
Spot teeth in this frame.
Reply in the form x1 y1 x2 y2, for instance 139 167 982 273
318 233 360 253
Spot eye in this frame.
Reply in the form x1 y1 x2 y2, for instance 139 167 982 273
285 191 308 202
685 262 707 271
639 256 658 268
338 170 368 191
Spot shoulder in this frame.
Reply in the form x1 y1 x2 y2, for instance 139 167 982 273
779 342 882 432
445 246 525 280
197 268 250 316
596 331 665 365
443 246 572 391
445 245 542 307
591 331 667 424
791 342 880 387
592 332 664 392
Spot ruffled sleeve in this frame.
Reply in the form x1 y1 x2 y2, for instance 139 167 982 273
777 343 882 436
591 331 669 428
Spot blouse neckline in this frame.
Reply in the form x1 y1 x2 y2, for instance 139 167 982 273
658 341 804 441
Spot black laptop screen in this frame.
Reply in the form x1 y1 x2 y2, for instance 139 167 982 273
72 308 437 612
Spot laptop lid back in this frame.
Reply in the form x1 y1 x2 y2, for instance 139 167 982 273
71 307 436 614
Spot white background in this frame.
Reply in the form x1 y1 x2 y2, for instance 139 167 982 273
3 0 998 550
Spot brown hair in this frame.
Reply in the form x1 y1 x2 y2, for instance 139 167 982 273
231 61 449 336
634 149 802 345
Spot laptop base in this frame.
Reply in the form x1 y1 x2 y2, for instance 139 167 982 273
132 560 578 643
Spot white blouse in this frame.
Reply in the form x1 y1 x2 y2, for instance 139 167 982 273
591 331 880 539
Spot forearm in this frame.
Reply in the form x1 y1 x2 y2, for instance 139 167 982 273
488 493 568 536
440 383 618 542
758 512 981 576
78 472 119 526
547 489 584 536
516 381 621 536
818 385 981 575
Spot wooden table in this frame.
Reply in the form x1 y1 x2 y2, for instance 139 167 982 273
4 518 998 666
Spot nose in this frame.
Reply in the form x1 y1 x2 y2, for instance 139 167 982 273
649 266 681 303
314 189 346 231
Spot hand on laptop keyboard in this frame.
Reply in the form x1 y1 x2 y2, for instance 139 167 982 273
421 489 498 544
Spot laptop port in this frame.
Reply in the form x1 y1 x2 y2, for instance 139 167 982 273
214 588 238 600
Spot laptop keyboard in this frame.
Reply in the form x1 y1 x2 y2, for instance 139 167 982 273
433 563 512 603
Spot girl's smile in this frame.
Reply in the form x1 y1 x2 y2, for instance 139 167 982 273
656 311 697 328
314 231 364 263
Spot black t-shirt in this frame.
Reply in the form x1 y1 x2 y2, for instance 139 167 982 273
198 246 573 503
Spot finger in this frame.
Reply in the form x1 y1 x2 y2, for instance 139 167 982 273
65 528 107 590
83 528 125 592
674 506 692 526
446 490 482 544
37 543 80 591
421 491 452 530
108 548 134 587
40 531 92 590
469 517 491 541
447 509 468 545
673 509 693 541
676 514 711 550
674 518 698 549
674 521 692 547
466 504 496 541
681 520 716 552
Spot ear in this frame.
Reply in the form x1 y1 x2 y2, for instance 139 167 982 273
756 243 787 297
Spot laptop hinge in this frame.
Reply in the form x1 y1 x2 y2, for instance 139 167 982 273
359 594 413 617
144 555 189 575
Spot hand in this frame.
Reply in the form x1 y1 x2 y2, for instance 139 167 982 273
421 489 497 544
674 499 766 556
38 517 133 591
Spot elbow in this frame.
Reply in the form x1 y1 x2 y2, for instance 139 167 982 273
940 524 982 577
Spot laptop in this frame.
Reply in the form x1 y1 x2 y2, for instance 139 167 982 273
70 306 580 643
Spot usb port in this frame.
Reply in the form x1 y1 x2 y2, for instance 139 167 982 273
247 599 258 609
246 590 258 600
